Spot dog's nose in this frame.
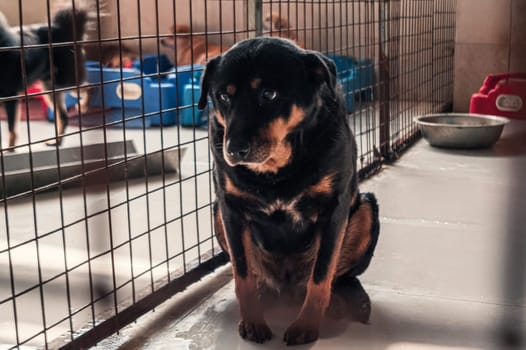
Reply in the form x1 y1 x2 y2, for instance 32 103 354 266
226 140 250 161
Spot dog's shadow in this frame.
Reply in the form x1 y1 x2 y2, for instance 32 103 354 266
115 276 371 349
216 278 371 349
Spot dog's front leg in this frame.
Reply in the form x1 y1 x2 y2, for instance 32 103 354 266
216 205 272 343
283 199 350 345
5 99 21 150
42 87 68 146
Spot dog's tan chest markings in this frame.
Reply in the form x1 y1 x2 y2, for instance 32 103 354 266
224 175 258 201
224 176 243 196
260 198 303 224
306 174 334 196
259 174 335 224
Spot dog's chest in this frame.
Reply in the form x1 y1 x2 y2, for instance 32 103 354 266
260 198 304 224
248 194 320 255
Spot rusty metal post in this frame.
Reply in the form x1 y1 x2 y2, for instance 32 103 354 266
378 0 391 159
248 0 263 38
379 0 402 160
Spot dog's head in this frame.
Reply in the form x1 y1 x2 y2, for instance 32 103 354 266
161 24 191 50
198 37 337 174
263 12 291 31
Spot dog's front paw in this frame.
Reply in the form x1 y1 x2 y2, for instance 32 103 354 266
238 320 272 343
45 137 63 147
283 321 319 346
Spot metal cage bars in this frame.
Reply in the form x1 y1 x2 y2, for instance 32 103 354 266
0 0 456 349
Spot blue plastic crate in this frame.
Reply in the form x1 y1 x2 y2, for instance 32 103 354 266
47 61 103 121
339 71 356 113
96 68 178 126
49 55 207 127
95 54 178 126
169 65 206 126
354 58 375 101
326 54 375 103
324 54 355 112
327 55 355 80
133 54 173 74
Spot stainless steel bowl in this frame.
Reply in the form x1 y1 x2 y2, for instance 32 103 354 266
414 113 509 149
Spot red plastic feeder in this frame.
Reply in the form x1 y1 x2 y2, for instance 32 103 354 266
470 73 526 119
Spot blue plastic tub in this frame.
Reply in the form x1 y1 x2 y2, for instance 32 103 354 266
353 58 375 101
47 61 103 121
92 54 178 126
339 71 356 113
133 54 173 74
49 55 207 127
326 54 375 106
169 65 206 126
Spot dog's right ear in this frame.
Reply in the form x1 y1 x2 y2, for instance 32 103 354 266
198 56 221 110
302 51 337 96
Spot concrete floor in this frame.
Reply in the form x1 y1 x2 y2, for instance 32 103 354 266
0 104 386 348
91 120 526 350
0 117 217 348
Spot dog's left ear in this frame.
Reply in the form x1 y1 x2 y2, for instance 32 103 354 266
198 56 222 110
303 51 337 95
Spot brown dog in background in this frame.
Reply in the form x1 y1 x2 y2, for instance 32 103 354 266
263 12 304 47
84 43 137 68
161 13 303 66
161 24 227 66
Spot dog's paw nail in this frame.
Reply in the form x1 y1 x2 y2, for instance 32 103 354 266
238 320 272 343
350 300 371 324
283 323 319 346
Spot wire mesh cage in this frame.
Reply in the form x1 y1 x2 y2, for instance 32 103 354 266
0 0 456 348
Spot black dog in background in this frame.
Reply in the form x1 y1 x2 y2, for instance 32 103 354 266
0 7 88 150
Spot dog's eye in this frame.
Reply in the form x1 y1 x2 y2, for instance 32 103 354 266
218 92 231 104
262 89 278 101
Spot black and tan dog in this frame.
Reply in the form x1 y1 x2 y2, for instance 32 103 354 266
198 37 380 345
0 7 88 150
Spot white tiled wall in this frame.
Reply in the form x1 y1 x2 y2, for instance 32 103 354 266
454 0 526 112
